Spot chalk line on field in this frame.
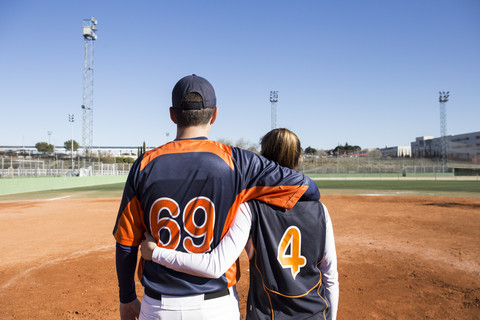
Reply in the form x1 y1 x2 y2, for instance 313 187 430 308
359 191 417 196
0 244 114 291
44 195 71 201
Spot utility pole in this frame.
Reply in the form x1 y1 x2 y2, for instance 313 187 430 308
81 17 98 159
270 91 278 129
439 91 450 173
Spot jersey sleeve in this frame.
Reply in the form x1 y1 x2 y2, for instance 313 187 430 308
300 177 320 201
150 203 252 278
232 147 319 209
320 203 339 319
113 158 146 246
115 243 139 303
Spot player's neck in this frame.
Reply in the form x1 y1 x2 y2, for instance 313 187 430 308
175 125 211 140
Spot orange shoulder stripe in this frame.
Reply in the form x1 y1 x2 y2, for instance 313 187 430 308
140 140 234 171
245 185 308 210
220 184 308 237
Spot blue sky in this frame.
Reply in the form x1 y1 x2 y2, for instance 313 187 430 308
1 0 479 150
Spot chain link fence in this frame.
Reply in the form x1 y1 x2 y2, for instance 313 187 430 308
2 156 479 179
0 157 131 178
299 156 480 178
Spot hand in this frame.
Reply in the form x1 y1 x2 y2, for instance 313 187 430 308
140 231 158 261
119 298 141 320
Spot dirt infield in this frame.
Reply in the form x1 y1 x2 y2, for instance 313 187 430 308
0 195 479 319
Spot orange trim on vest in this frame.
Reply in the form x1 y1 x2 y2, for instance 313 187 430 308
265 276 322 299
251 244 275 320
140 140 234 171
317 283 329 320
251 243 327 320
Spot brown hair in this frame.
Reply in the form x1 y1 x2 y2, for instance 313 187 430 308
172 92 216 127
260 128 301 169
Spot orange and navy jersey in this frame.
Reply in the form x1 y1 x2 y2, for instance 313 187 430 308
246 200 330 320
113 138 318 296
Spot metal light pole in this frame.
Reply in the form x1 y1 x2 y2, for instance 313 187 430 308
47 130 53 153
270 91 278 129
82 17 98 159
69 114 75 173
439 91 449 173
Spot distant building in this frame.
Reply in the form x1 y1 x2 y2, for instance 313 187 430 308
379 146 411 158
411 131 480 161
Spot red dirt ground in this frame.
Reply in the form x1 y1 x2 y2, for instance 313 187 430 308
0 195 479 319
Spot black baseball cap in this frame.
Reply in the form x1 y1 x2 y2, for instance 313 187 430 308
171 74 216 110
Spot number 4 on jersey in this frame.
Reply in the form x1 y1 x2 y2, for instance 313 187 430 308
277 226 306 279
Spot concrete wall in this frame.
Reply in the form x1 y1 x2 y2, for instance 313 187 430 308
0 175 128 196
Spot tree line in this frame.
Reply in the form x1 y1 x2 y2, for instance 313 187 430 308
35 140 79 153
35 139 364 158
304 143 362 156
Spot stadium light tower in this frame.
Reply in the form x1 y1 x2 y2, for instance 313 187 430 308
270 91 279 129
81 17 98 159
439 91 450 173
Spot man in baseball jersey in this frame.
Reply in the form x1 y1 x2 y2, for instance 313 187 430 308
113 74 320 320
140 128 339 319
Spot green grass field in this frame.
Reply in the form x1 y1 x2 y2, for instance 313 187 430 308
0 182 126 201
315 180 480 197
0 179 479 201
307 172 455 178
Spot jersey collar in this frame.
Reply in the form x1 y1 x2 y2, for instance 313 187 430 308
174 136 208 141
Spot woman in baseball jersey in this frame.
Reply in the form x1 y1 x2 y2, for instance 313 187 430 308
141 128 339 320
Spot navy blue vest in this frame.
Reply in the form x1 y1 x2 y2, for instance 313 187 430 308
247 200 330 320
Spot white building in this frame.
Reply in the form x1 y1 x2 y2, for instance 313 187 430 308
411 131 480 161
379 146 411 158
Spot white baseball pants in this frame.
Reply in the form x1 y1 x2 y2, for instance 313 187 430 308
139 287 240 320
